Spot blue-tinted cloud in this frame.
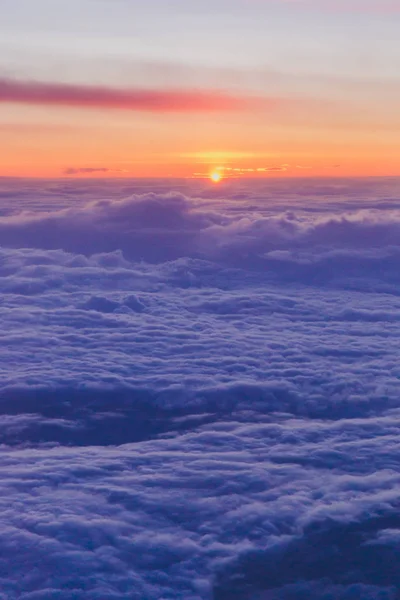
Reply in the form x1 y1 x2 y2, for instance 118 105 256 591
0 178 400 598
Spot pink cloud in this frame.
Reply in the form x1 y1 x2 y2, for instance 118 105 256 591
0 78 271 113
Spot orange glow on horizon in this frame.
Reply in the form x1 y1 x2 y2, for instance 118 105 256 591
1 105 400 180
1 66 400 180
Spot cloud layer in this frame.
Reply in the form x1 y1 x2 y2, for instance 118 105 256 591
0 177 400 598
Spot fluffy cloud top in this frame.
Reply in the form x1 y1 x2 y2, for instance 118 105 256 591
0 177 400 598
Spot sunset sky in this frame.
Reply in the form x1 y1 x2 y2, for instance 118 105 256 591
3 4 400 597
1 0 399 178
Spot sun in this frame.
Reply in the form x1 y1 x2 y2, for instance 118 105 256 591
210 171 222 183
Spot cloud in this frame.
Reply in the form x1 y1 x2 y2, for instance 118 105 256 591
1 187 400 270
215 503 400 598
0 78 270 113
0 178 400 598
64 167 112 176
63 167 127 176
214 165 289 176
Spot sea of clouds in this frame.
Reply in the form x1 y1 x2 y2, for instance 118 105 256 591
0 176 400 599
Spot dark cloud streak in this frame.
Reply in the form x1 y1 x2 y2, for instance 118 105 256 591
64 167 112 175
0 77 269 113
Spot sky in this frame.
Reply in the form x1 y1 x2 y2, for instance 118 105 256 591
1 0 400 178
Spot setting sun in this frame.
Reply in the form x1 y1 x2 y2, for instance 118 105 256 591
210 172 222 183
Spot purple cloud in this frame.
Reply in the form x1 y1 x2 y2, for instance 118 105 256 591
0 77 269 113
0 177 399 598
63 167 113 176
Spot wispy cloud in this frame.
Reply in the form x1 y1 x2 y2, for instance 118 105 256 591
216 165 290 174
63 167 127 176
0 78 270 113
191 165 290 178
